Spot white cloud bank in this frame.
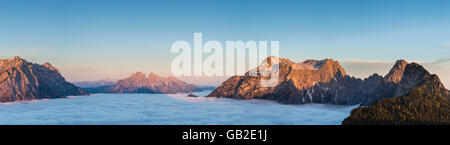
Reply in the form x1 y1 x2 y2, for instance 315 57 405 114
0 91 358 125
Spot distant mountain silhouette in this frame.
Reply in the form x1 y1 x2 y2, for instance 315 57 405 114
84 72 201 94
0 56 88 102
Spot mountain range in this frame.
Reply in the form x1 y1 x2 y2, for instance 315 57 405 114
1 56 448 124
208 56 448 106
207 56 449 124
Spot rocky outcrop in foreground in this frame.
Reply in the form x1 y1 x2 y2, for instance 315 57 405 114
207 57 448 106
0 56 88 102
86 72 199 94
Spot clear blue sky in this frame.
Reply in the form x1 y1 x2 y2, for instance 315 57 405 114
1 0 449 86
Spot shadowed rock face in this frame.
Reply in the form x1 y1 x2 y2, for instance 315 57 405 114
360 61 449 105
97 72 199 94
208 57 448 106
0 56 88 102
394 63 448 97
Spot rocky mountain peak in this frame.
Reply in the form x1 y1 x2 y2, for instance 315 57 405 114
385 59 409 83
404 62 429 76
10 56 25 62
43 62 59 73
1 56 28 70
0 56 88 102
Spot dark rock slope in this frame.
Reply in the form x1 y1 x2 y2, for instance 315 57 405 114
207 57 448 106
0 56 88 102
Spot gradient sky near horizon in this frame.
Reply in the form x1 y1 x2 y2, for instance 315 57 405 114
1 0 449 87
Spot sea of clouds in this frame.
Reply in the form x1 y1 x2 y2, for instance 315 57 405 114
0 91 358 125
